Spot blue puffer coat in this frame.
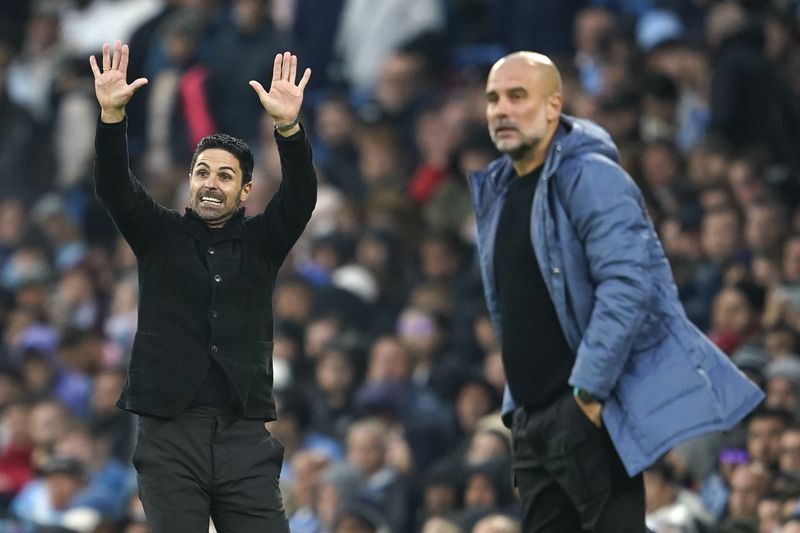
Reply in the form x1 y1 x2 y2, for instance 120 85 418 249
469 115 763 475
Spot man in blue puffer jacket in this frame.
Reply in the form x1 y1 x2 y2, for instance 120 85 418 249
469 51 763 532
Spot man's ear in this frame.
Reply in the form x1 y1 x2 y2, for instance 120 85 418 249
547 93 563 121
240 182 253 201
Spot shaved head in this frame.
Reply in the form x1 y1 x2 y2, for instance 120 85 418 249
485 51 564 174
490 52 563 96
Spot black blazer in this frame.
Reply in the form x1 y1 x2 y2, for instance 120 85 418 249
94 119 317 419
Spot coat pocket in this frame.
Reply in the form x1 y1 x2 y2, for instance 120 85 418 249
616 336 722 455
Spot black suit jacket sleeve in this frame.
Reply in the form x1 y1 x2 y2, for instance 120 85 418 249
253 125 318 263
93 117 180 256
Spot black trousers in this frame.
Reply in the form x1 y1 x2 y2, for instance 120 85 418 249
133 406 288 533
511 391 645 532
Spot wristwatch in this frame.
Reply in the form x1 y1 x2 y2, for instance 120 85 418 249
573 386 601 404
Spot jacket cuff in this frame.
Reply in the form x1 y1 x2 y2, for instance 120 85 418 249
97 114 127 135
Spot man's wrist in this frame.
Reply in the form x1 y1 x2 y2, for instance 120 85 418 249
573 386 602 404
100 109 125 123
274 118 298 132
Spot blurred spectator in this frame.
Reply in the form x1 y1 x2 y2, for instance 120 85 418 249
203 0 294 144
86 367 135 463
727 463 770 521
644 458 714 532
0 401 33 512
50 424 134 521
5 0 67 122
333 0 445 93
746 408 792 471
10 455 94 531
764 357 800 420
707 1 800 173
345 418 408 532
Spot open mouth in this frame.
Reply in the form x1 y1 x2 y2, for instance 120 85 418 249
200 196 224 207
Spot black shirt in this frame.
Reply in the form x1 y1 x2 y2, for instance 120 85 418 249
494 166 572 408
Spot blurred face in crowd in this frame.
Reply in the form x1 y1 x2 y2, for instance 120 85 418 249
0 371 22 411
420 238 462 281
55 430 96 467
466 430 509 466
641 143 680 189
464 473 497 509
367 337 410 382
746 203 787 256
711 286 753 335
346 422 386 476
766 377 798 416
316 100 355 147
779 429 800 475
757 498 782 533
46 472 84 510
91 370 125 414
232 0 267 32
189 149 251 228
376 52 425 113
574 7 614 56
1 404 31 446
727 160 766 208
424 486 458 518
305 317 340 361
456 384 494 434
316 349 355 397
701 209 740 263
747 415 787 468
764 328 796 358
397 308 441 361
485 53 563 162
274 281 312 324
290 451 328 508
727 464 768 518
0 199 26 247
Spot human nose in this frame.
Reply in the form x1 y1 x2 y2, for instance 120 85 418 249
488 98 508 121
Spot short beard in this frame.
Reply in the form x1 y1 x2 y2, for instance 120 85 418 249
195 196 242 227
497 136 542 162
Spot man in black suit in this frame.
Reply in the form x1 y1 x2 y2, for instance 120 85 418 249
90 40 316 532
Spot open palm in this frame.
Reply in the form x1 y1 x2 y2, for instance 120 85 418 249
249 52 311 124
89 41 148 117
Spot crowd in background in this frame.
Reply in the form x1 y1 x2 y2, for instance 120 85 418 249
1 0 800 532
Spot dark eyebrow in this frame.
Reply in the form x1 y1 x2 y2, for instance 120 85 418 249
194 162 237 174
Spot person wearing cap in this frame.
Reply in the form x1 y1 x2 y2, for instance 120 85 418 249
469 51 763 531
88 40 316 532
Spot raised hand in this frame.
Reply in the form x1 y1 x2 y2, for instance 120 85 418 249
249 52 311 134
89 40 148 123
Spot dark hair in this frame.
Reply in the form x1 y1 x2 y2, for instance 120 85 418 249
190 134 254 186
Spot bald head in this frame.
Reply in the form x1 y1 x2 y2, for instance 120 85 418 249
485 51 564 173
489 52 563 96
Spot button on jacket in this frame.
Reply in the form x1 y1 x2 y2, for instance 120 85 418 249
94 118 317 420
